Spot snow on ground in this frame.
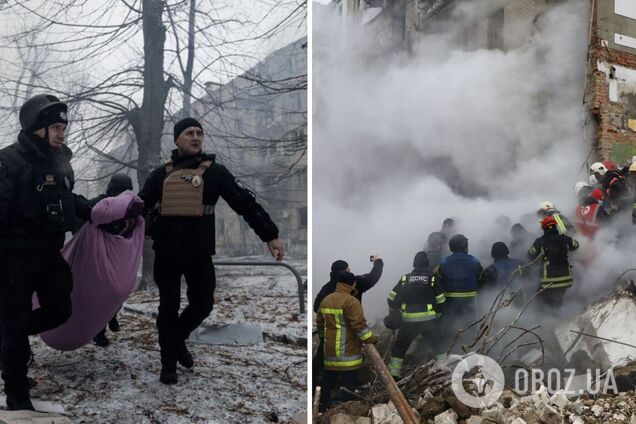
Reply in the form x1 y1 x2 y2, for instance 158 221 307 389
12 256 307 423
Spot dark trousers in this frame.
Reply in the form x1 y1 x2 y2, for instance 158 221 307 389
0 252 72 398
537 287 568 309
154 250 215 368
312 338 325 393
438 297 477 354
320 369 358 407
391 321 438 358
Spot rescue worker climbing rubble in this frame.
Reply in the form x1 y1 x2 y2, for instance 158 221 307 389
386 251 445 380
528 216 579 308
590 161 630 213
316 271 376 410
574 188 609 239
536 201 575 236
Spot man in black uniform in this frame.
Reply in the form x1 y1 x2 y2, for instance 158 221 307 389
386 251 445 379
0 94 89 410
139 117 284 385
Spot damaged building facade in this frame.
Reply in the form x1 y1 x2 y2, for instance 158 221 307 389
335 0 636 164
192 37 307 257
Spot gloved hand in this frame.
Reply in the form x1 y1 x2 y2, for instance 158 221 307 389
364 335 378 344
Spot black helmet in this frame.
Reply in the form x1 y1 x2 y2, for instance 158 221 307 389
449 234 468 253
19 94 68 132
107 173 133 196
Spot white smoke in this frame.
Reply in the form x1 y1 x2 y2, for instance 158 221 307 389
312 0 634 331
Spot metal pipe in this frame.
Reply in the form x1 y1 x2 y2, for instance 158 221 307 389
214 260 306 314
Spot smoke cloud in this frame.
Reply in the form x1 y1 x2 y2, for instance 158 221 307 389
312 0 634 333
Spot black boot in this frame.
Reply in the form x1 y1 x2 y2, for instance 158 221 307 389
108 317 120 332
93 330 110 347
177 342 194 369
6 394 34 411
159 365 178 385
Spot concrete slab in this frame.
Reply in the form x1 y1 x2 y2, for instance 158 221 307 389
0 409 71 424
555 294 636 370
189 323 263 345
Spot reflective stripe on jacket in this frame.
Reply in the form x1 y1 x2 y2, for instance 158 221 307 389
528 230 579 289
316 283 373 371
437 253 482 298
387 269 445 322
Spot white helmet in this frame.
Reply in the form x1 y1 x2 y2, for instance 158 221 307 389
590 162 607 176
538 201 554 212
573 182 591 196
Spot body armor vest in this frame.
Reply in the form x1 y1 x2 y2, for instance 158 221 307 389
160 160 213 217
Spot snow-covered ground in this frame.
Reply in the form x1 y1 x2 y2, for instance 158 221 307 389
12 257 308 423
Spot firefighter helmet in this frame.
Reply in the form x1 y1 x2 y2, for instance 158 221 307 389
573 182 591 197
602 160 616 171
537 201 555 213
541 216 557 230
590 162 607 176
590 188 604 201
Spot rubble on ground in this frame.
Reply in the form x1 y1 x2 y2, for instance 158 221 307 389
318 290 636 423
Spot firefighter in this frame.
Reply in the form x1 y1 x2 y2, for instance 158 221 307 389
590 162 630 212
312 256 383 392
528 216 579 308
316 271 376 409
574 188 609 239
537 201 575 235
436 234 483 352
0 94 90 410
386 251 445 380
139 117 283 385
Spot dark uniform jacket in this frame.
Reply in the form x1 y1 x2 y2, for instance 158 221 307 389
387 267 445 322
139 149 278 254
436 253 483 298
0 131 89 253
601 170 629 209
481 257 523 287
313 259 384 313
528 229 579 289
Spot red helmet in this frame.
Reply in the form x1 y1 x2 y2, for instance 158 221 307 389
541 216 557 230
602 160 617 171
590 188 604 201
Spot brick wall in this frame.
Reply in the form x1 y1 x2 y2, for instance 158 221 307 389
586 0 636 162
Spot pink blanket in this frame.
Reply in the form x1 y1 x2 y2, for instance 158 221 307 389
36 191 145 351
